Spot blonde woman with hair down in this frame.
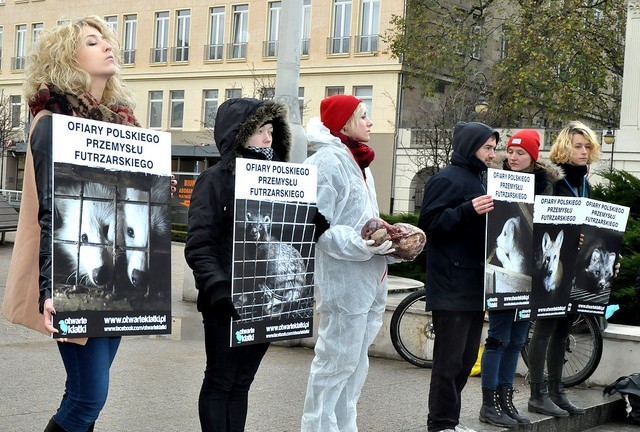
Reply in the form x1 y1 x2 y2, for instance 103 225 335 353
2 16 139 432
527 121 601 418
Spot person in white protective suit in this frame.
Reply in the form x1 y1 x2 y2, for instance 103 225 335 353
301 94 397 432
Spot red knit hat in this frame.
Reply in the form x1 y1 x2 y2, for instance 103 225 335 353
320 95 362 132
507 129 540 161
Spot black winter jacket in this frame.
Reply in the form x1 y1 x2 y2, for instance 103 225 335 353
419 122 499 311
184 98 291 312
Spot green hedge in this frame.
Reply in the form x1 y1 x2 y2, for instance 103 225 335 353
592 170 640 325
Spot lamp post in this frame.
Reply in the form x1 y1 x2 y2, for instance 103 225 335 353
603 125 615 172
470 72 489 119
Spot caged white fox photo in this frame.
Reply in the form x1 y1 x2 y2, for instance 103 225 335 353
52 173 171 312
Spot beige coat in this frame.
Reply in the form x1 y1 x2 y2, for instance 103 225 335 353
1 111 87 345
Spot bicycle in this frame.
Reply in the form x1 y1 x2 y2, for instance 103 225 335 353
389 288 603 387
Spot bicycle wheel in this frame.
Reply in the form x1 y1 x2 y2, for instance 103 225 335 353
390 288 434 368
520 314 603 387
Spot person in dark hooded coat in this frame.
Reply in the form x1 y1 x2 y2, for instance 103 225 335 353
418 121 499 432
185 98 291 432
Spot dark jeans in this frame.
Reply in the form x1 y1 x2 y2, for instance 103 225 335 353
54 337 121 432
427 310 485 432
526 316 573 383
481 310 530 389
200 310 269 432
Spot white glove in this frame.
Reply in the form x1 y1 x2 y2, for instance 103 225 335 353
386 255 404 264
614 259 621 278
365 239 396 255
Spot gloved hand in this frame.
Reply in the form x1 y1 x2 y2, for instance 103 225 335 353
313 210 330 242
365 239 395 255
614 256 622 279
212 297 241 325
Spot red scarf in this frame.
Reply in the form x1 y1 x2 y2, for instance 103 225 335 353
29 84 139 127
331 130 375 177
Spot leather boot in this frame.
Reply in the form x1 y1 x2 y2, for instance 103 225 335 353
528 382 569 417
497 385 530 424
548 380 586 414
44 417 66 432
479 387 518 428
87 423 95 432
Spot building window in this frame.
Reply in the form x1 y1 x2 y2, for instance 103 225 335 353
301 0 311 55
153 11 169 63
170 90 185 129
148 91 163 129
10 95 21 128
357 0 378 53
500 33 508 60
174 10 190 62
57 19 70 26
226 88 242 100
265 2 281 57
13 24 26 70
330 0 351 54
123 14 137 64
207 7 225 61
354 85 372 119
230 4 248 59
104 16 118 36
203 90 219 128
0 26 4 71
470 25 482 60
298 87 305 123
31 22 43 45
325 86 344 97
260 87 275 100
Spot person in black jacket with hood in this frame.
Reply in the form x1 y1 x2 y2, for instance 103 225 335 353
185 98 291 432
418 121 499 432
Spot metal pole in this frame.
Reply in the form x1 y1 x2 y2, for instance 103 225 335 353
274 0 307 163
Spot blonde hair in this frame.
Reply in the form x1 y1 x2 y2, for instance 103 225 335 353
549 121 601 164
343 103 368 136
23 15 135 109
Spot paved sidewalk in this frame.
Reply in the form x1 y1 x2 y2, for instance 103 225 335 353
0 239 634 431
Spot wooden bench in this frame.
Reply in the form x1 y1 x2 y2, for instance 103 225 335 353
0 194 19 245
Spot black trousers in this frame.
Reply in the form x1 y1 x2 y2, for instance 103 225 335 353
526 316 573 383
427 310 485 432
199 310 269 432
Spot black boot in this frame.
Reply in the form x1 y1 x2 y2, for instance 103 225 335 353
479 387 518 428
87 423 95 432
44 417 66 432
497 385 530 424
548 380 586 415
528 382 569 417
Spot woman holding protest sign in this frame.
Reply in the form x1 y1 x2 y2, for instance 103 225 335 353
479 130 564 427
526 121 602 417
0 16 141 432
185 97 292 432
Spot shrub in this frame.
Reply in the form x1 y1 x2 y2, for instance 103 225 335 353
591 169 640 325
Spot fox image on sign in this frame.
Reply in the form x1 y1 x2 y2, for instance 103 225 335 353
541 230 564 292
495 216 526 274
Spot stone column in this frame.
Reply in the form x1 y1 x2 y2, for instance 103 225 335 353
613 1 640 171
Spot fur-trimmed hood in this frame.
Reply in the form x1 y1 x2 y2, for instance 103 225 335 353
213 98 291 171
491 154 565 195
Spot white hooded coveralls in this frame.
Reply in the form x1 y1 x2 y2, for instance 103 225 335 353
301 118 389 432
